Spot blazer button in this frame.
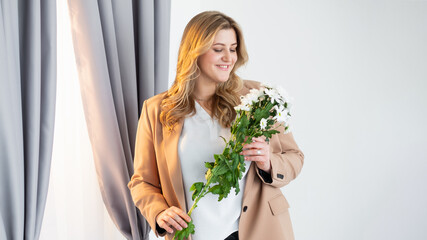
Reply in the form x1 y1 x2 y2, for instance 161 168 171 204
243 206 248 212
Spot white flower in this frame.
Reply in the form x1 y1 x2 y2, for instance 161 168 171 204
260 118 267 130
240 95 253 107
264 88 282 104
235 90 263 112
234 104 251 112
245 92 259 104
240 88 264 106
249 88 264 99
273 105 289 123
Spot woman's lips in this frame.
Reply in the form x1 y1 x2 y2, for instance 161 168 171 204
216 65 230 71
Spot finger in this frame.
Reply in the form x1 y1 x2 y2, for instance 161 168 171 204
252 136 266 142
242 142 267 151
243 155 265 162
170 211 188 228
171 206 191 222
241 147 269 156
243 142 268 150
159 220 174 233
173 208 192 223
165 214 183 231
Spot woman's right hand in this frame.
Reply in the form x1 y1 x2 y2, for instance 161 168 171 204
156 206 192 234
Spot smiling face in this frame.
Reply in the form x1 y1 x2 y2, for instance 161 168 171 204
197 29 238 85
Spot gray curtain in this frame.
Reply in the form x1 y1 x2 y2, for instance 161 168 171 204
0 0 56 240
67 0 170 239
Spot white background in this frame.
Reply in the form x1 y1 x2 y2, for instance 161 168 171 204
40 0 427 239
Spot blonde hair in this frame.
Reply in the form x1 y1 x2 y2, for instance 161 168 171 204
160 11 249 131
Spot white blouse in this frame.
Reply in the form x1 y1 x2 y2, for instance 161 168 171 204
178 101 250 240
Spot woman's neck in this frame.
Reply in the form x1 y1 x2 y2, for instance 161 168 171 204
193 78 217 101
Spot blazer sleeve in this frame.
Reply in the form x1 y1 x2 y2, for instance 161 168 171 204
128 100 169 237
255 125 305 188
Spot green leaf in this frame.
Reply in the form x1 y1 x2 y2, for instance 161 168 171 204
263 132 272 139
265 102 274 111
253 131 263 138
253 108 263 122
204 162 214 169
189 182 203 192
232 152 239 170
218 183 231 201
190 182 204 201
226 171 233 182
234 183 241 195
209 184 223 195
239 114 249 129
209 175 218 184
229 141 235 149
268 129 280 135
217 154 226 163
173 220 195 240
222 147 230 156
213 163 229 175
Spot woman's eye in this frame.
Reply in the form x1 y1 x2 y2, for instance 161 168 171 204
214 49 237 53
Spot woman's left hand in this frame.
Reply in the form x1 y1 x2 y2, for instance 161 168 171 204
240 136 271 173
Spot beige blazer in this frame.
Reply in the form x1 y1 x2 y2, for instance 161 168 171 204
128 80 304 240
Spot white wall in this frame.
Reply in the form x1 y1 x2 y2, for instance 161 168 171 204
169 1 427 239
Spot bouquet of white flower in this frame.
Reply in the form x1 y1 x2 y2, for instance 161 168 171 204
173 83 292 240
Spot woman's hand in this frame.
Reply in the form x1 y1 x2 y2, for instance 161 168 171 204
241 136 271 173
156 206 191 234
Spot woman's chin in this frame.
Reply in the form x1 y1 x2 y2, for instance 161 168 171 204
215 76 231 84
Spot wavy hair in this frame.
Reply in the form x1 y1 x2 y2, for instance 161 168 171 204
160 11 249 131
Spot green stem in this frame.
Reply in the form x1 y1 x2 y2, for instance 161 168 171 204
187 169 215 216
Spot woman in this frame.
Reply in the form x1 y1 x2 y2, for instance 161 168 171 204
128 11 304 240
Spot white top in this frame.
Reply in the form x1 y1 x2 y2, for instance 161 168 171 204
178 101 250 240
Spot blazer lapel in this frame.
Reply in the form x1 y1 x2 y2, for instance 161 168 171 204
162 120 187 212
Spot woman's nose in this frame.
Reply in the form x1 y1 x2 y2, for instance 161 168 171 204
222 50 232 62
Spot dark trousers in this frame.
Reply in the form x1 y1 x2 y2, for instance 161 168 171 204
224 231 239 240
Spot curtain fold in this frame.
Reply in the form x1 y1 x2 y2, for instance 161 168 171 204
67 0 171 239
0 0 57 239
